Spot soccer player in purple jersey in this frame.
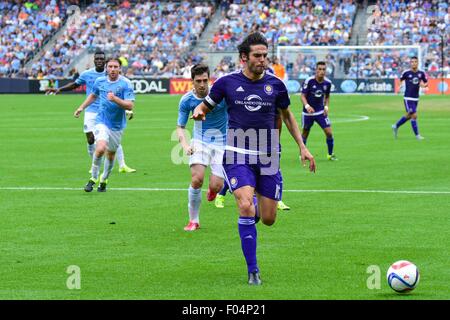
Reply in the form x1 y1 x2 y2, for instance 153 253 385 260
301 61 337 161
392 56 428 140
192 32 316 285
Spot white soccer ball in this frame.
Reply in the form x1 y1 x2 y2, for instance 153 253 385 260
387 260 420 293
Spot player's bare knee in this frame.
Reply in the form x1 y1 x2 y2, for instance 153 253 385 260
237 198 254 215
262 217 275 226
191 176 204 189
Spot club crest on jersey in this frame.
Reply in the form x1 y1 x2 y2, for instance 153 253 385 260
230 177 238 188
264 84 273 95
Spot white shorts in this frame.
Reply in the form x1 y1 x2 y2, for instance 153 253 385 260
189 140 225 179
83 112 97 133
93 123 123 152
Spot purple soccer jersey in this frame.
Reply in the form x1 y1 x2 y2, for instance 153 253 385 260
400 70 428 100
301 76 332 113
203 70 289 200
301 76 332 130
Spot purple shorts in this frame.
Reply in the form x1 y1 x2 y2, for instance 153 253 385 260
302 112 331 130
223 155 283 201
404 99 418 114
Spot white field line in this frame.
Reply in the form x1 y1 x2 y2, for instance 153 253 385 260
1 187 449 195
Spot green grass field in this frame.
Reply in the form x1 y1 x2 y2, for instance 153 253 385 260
0 94 449 300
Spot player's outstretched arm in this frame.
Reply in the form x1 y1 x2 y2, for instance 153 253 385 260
74 93 97 118
191 102 211 121
279 107 316 173
46 82 80 95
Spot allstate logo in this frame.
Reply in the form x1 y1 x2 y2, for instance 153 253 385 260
243 94 263 112
412 77 419 85
341 80 357 93
287 80 301 93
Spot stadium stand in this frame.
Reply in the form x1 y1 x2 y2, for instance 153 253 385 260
0 0 79 78
209 0 357 51
28 1 215 78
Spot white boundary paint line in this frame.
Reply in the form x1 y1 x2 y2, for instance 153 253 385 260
1 187 449 195
332 115 370 123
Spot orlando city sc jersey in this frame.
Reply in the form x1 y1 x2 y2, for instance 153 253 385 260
301 76 332 114
92 75 135 131
75 68 105 113
177 90 228 146
400 70 427 100
205 70 290 154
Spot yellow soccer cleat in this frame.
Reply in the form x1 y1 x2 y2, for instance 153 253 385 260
119 165 136 173
215 195 225 208
277 200 290 210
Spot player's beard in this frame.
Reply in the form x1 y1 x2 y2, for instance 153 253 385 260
250 64 265 76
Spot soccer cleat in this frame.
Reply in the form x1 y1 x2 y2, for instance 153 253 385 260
184 221 200 231
215 195 225 208
119 165 136 173
416 135 425 140
207 187 217 201
84 178 97 192
97 179 108 192
248 271 262 285
392 124 398 139
327 154 338 161
277 200 290 210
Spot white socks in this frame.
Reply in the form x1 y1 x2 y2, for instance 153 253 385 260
188 185 202 223
101 157 115 182
91 154 102 180
87 143 95 159
116 145 125 168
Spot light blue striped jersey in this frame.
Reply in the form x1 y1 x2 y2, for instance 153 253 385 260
177 90 227 146
92 75 135 131
75 68 106 113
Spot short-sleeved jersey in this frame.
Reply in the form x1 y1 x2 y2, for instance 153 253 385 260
75 68 105 113
177 90 228 146
205 70 290 154
301 76 332 114
92 75 135 131
400 69 428 100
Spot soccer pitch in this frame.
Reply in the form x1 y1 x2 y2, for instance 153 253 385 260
0 94 448 300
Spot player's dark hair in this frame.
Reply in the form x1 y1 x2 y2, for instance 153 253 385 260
191 63 210 79
106 57 122 66
238 32 268 61
94 50 105 56
316 61 326 68
411 56 418 60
